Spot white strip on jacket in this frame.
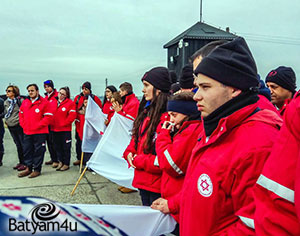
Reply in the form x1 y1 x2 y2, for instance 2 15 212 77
163 149 183 175
238 216 255 229
256 174 294 203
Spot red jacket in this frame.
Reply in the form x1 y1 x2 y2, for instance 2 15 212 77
178 103 282 236
50 98 76 132
254 93 300 235
44 90 58 113
279 98 292 117
102 101 115 124
123 112 169 193
19 96 53 135
118 93 139 120
156 120 202 222
74 93 102 134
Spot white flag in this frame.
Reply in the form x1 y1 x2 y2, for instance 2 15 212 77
82 96 107 153
87 113 135 189
72 204 177 236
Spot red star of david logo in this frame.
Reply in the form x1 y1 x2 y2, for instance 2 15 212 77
200 179 210 192
2 203 21 211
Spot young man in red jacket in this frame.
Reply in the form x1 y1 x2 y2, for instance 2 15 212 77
152 37 282 236
112 82 139 120
43 80 59 167
73 82 102 166
18 84 53 178
265 66 297 116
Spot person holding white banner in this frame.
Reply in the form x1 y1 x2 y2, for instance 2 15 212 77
123 67 171 206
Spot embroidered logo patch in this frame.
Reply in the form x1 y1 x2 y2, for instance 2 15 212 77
197 173 213 197
35 108 40 113
62 107 66 111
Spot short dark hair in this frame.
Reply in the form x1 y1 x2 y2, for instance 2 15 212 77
6 85 20 97
26 84 39 91
190 40 228 62
119 82 133 94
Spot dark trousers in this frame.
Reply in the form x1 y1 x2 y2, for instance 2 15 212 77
53 131 72 166
8 124 25 164
23 134 47 172
75 132 82 160
46 129 58 162
0 119 4 162
139 189 161 206
75 132 92 164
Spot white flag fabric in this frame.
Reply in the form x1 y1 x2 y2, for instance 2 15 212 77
87 113 136 189
82 96 107 153
72 204 177 236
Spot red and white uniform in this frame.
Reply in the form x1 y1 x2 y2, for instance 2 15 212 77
179 104 282 236
19 96 53 135
156 120 202 222
118 93 140 120
254 92 300 235
123 113 169 193
50 98 76 132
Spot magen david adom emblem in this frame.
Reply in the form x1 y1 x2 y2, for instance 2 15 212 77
197 173 213 197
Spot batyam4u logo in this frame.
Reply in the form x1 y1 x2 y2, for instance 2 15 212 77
9 202 77 234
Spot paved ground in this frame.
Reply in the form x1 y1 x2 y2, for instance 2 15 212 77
0 127 142 206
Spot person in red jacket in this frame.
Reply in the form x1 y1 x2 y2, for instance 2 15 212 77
43 80 59 168
152 37 282 236
73 81 102 166
123 67 171 205
112 82 139 120
18 84 53 178
265 66 297 116
254 91 300 235
51 87 76 171
154 92 201 234
102 85 117 125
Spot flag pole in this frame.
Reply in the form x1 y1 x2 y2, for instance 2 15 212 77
79 152 84 173
71 166 88 196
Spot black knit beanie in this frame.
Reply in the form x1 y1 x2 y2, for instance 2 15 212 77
44 80 54 89
265 66 296 93
142 67 171 93
194 37 259 91
82 81 91 91
179 64 194 89
106 85 117 93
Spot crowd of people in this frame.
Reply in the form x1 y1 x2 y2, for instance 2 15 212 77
0 36 299 235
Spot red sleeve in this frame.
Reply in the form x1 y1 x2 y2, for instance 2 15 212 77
38 101 53 128
156 126 199 177
118 100 139 119
133 153 162 174
224 149 273 235
123 137 137 162
66 101 77 125
168 191 182 215
94 96 103 109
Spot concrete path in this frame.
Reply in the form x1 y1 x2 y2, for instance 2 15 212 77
0 127 142 206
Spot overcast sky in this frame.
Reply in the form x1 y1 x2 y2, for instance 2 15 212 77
0 0 299 97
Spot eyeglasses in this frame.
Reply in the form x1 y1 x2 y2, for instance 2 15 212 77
28 90 35 92
6 90 13 93
59 92 67 96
